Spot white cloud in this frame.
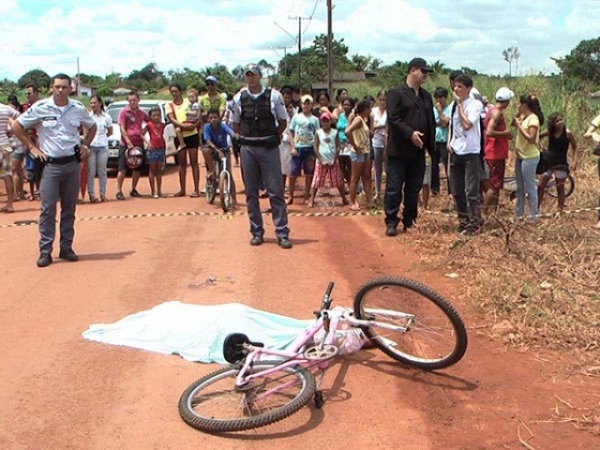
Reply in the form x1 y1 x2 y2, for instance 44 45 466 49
0 0 598 81
527 16 551 27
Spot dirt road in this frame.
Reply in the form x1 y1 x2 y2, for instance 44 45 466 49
0 166 596 449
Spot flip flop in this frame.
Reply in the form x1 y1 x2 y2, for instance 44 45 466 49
190 192 200 198
173 191 185 197
1 206 14 213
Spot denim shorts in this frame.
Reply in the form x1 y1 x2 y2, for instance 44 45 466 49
146 149 165 164
290 147 316 176
350 151 369 163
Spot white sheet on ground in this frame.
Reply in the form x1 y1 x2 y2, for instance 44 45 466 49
82 301 312 364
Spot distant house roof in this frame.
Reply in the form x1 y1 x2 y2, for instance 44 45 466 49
310 71 377 90
589 91 600 99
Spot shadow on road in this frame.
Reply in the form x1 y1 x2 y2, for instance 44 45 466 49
80 250 135 261
343 350 478 392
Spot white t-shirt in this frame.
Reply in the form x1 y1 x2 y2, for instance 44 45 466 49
449 97 483 155
371 107 387 148
316 128 338 164
89 111 113 148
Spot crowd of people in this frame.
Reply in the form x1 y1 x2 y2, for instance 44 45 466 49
2 59 600 267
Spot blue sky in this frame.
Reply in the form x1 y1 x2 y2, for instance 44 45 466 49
1 0 599 82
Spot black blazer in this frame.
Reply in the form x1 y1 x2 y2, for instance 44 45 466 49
386 82 436 159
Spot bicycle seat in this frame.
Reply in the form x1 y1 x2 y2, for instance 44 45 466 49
223 333 264 364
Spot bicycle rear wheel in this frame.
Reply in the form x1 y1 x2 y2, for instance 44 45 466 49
179 362 316 433
353 276 468 370
219 170 232 212
547 174 574 198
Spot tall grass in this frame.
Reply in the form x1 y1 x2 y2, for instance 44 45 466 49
346 75 599 149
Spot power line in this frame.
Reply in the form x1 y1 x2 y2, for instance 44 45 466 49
301 0 320 38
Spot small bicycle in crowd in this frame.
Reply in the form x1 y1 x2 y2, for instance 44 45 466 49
178 276 468 433
503 171 575 201
205 148 233 213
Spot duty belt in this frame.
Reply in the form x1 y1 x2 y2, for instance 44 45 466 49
46 155 77 165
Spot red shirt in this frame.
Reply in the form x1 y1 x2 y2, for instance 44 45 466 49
484 107 509 160
147 121 166 149
118 106 149 147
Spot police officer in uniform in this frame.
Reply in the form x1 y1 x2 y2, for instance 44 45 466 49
230 64 292 248
12 73 97 267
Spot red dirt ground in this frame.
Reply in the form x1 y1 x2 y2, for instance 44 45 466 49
0 164 598 449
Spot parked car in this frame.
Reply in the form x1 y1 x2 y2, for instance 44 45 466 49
105 100 177 169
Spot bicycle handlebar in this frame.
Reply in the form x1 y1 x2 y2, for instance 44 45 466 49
317 282 335 315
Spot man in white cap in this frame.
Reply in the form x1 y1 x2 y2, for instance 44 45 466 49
229 63 292 249
482 87 514 214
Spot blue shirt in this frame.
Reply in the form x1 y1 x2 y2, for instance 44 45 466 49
203 122 234 149
17 97 96 158
434 104 452 143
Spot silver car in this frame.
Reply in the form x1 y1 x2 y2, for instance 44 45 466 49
105 100 177 169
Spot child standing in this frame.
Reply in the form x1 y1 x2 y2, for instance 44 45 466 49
203 108 238 208
538 112 578 211
345 99 374 211
175 89 201 152
288 95 319 205
309 112 348 207
144 106 166 198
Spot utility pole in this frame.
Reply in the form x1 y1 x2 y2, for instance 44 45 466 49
327 0 333 99
289 15 311 90
76 56 81 96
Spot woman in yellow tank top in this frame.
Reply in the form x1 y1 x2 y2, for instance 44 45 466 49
167 84 201 197
511 93 544 219
346 99 374 211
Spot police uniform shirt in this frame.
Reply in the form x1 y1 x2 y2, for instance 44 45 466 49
229 86 287 127
17 97 96 158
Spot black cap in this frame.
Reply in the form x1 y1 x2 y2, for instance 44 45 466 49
408 57 433 73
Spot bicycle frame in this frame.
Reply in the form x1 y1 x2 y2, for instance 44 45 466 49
232 305 412 397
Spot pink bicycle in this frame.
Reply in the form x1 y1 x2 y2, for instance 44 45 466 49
178 276 468 433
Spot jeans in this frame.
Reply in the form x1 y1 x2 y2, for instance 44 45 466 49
87 146 108 196
450 153 482 225
384 154 425 229
372 146 386 196
435 142 449 193
515 156 540 219
240 144 289 239
39 160 79 253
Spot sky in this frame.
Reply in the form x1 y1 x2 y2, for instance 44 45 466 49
1 0 599 82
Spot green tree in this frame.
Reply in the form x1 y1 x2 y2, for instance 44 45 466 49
0 78 18 94
351 54 372 72
167 68 204 91
124 63 165 91
554 37 600 88
369 58 383 71
77 73 103 86
201 64 240 95
277 34 353 90
18 69 51 89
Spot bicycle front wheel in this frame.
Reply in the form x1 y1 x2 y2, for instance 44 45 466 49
353 276 468 370
206 177 217 204
178 363 316 433
219 170 231 212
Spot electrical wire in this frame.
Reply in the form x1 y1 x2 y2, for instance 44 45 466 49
301 0 320 38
